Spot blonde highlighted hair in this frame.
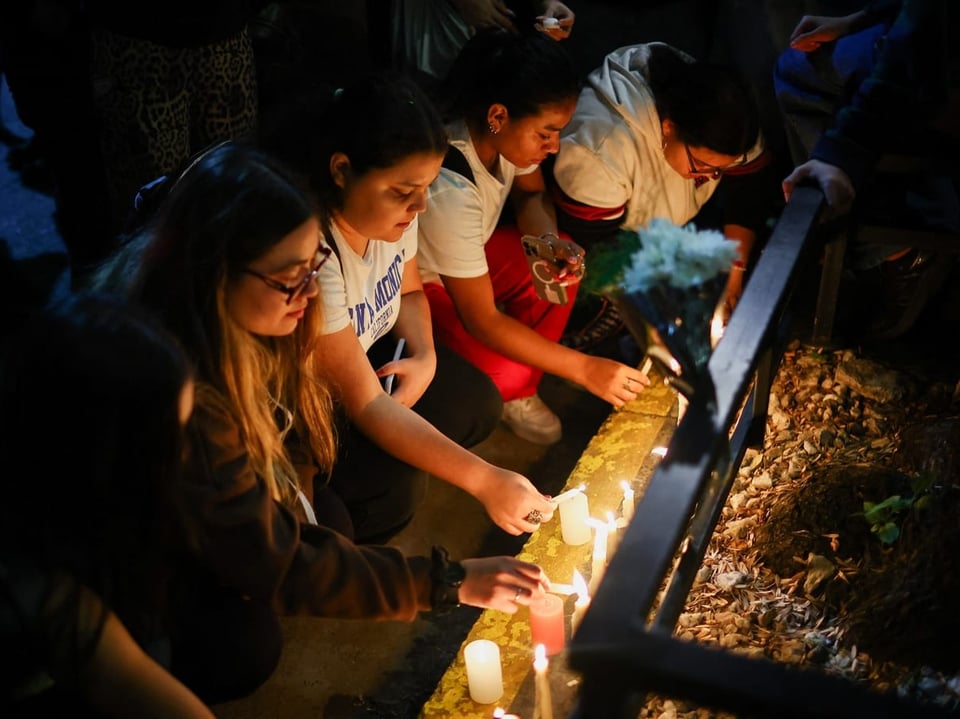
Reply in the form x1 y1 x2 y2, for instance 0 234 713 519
94 140 338 509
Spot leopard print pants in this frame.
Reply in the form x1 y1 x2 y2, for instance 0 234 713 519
90 26 258 234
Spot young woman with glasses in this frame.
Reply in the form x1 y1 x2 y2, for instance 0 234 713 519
264 73 555 543
90 140 550 703
548 42 768 343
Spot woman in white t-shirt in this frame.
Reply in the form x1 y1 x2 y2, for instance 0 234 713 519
266 74 554 541
549 42 768 332
417 28 650 446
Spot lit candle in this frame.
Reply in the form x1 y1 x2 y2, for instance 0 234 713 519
605 510 621 557
620 480 635 524
533 644 554 719
558 490 591 545
586 517 608 595
710 301 726 347
528 593 565 656
569 569 591 635
464 639 504 704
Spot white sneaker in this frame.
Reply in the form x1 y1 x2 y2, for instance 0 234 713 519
502 394 562 445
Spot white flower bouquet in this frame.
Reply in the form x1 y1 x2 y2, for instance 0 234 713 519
583 219 739 401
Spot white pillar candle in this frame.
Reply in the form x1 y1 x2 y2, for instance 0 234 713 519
464 639 504 704
533 644 554 719
559 491 591 545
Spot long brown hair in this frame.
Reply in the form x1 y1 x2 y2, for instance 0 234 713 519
104 141 338 505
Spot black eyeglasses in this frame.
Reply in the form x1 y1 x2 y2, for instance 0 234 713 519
684 143 748 180
242 245 333 305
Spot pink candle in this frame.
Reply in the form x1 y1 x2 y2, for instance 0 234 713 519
529 593 565 656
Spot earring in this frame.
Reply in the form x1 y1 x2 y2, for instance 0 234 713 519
661 137 667 151
488 123 499 135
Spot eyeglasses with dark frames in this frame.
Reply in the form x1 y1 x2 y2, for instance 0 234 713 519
242 245 333 305
684 143 748 180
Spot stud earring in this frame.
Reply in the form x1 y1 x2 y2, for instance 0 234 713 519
661 137 667 151
488 123 499 135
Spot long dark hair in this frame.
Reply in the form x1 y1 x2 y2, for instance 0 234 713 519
110 140 338 502
0 293 192 661
647 45 760 156
262 71 448 216
438 27 581 128
128 140 320 383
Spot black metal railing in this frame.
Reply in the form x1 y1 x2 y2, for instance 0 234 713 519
566 186 954 718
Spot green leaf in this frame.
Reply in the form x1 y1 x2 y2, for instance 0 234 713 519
579 230 643 297
875 522 900 545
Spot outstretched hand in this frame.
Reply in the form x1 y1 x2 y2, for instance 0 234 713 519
579 356 651 409
788 13 861 52
782 159 855 217
475 466 556 535
459 556 550 613
536 1 575 40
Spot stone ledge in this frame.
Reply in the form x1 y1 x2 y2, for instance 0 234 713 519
421 371 678 718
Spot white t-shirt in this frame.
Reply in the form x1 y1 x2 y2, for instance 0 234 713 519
552 43 720 231
318 219 418 352
417 120 537 284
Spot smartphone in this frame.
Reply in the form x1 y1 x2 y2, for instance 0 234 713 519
383 338 405 395
521 235 568 305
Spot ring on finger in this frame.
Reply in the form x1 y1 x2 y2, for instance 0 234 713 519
514 587 523 603
524 509 543 524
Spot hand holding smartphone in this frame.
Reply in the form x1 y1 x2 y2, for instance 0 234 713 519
383 338 405 395
521 234 584 305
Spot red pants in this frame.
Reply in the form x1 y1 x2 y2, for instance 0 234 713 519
424 226 578 401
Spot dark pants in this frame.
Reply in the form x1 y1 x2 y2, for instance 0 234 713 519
169 584 282 705
325 338 502 544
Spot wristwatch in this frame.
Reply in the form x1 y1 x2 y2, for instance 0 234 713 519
430 545 466 610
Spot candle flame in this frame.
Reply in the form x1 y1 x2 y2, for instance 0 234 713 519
572 569 589 600
534 643 548 672
710 302 726 347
